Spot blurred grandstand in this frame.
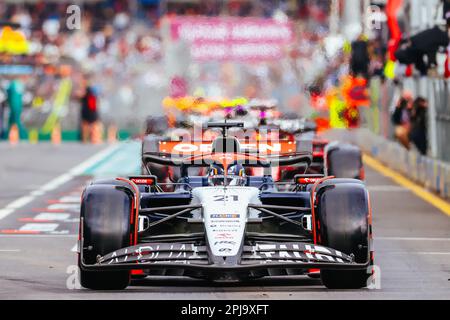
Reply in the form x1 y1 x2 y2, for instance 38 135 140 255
0 0 338 141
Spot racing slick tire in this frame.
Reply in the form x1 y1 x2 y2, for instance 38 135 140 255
315 179 372 289
325 143 364 180
79 184 134 290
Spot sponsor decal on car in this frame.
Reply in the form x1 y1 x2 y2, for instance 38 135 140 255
159 141 295 155
211 214 241 219
213 233 234 239
210 214 240 219
98 243 354 265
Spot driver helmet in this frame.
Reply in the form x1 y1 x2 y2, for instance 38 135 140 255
207 163 246 186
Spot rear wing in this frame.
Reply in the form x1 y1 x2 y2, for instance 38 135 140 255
158 140 311 156
142 151 312 169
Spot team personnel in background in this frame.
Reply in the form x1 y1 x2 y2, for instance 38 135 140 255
391 91 413 150
0 88 5 139
409 97 428 155
6 78 27 140
80 83 102 144
350 34 370 80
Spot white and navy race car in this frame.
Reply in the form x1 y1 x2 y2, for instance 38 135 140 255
78 122 374 290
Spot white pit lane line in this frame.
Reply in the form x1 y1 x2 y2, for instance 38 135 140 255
0 144 120 221
19 223 59 232
33 213 71 221
376 237 450 255
375 237 450 241
415 252 450 255
47 203 80 211
56 196 81 203
388 252 450 255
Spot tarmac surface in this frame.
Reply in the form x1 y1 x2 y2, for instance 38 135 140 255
0 141 449 299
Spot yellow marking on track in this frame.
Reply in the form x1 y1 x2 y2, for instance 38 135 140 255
363 154 450 218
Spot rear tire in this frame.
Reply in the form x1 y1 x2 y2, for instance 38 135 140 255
315 179 371 289
325 143 363 180
79 184 134 290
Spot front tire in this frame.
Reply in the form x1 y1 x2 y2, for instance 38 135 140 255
315 179 372 289
79 268 130 290
79 184 135 290
320 269 370 289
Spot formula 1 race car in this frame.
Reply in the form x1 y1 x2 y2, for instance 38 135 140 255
141 121 364 184
141 98 364 183
79 122 373 290
241 101 365 181
140 122 310 183
292 120 365 180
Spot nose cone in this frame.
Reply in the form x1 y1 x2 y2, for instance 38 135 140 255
193 186 259 257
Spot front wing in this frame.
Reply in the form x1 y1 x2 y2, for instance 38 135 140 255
80 242 369 274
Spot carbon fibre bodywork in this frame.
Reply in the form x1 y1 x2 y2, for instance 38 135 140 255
79 177 371 281
80 124 372 288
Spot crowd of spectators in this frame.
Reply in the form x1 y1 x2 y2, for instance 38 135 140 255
163 0 329 21
5 0 419 144
0 1 162 68
0 1 163 141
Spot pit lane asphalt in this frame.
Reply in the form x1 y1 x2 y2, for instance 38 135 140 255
0 141 449 300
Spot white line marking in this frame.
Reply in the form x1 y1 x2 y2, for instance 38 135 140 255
0 144 120 221
388 251 450 255
0 196 35 220
19 223 59 232
0 249 21 252
30 190 45 197
376 237 450 241
71 244 78 252
57 196 81 203
416 252 450 255
8 196 35 209
47 203 80 211
34 213 71 221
